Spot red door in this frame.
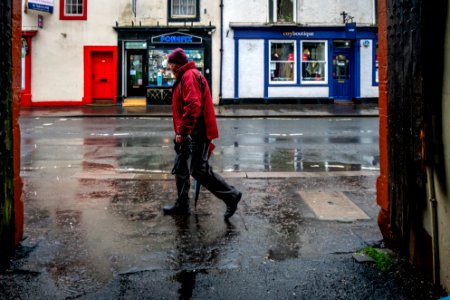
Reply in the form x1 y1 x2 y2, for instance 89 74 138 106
91 51 114 101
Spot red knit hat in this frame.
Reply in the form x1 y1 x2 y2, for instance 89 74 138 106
167 48 188 66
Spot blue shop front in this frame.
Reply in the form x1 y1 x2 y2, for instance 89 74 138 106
226 23 378 103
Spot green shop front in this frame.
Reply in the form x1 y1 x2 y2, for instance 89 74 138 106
114 26 213 105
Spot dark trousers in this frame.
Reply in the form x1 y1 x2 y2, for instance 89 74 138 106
175 140 240 204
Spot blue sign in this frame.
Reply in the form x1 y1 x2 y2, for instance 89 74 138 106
28 0 54 14
345 23 357 39
152 32 202 44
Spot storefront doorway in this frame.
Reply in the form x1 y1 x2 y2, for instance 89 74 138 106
115 27 213 105
126 49 147 97
332 40 354 101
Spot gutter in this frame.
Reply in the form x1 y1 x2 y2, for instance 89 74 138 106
219 0 224 103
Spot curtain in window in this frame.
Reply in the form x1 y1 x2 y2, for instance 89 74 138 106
172 0 195 17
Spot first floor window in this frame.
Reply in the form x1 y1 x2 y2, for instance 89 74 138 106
169 0 198 21
269 0 295 23
270 41 296 83
301 41 327 83
60 0 87 20
65 0 83 15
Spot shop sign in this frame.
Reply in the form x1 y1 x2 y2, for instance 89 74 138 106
28 0 54 14
345 23 356 38
282 31 315 38
125 41 147 49
152 32 202 44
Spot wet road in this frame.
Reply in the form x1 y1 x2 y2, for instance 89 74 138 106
2 115 437 299
19 116 379 174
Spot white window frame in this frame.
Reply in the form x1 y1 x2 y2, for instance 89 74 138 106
171 0 197 19
300 40 328 85
268 0 297 23
269 40 297 85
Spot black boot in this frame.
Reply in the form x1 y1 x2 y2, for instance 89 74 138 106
224 192 242 220
163 199 191 216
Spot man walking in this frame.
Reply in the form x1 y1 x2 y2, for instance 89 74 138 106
163 48 242 220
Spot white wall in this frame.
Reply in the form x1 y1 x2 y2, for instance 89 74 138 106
269 86 328 98
22 0 221 103
223 0 376 26
238 40 265 98
299 0 376 25
22 0 119 102
359 40 378 98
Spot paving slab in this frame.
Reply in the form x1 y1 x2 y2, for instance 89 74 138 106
299 191 371 221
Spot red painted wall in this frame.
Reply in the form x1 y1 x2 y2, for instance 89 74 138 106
376 0 394 245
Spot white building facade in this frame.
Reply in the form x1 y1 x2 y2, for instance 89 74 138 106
21 0 378 106
21 0 221 106
221 0 378 103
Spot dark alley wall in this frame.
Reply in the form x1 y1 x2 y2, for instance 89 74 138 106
384 0 448 282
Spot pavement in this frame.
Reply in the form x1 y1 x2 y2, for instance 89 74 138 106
2 103 447 300
18 103 380 118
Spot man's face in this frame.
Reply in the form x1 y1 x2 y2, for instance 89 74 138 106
168 62 180 74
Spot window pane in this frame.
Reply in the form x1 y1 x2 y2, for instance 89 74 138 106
65 0 83 15
375 43 379 83
269 0 274 23
277 0 293 22
172 0 196 17
333 54 349 80
270 42 295 82
301 41 326 82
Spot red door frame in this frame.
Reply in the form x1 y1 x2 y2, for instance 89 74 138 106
83 46 118 104
21 30 38 108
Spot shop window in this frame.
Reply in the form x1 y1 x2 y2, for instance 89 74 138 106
301 41 327 84
269 0 296 23
168 0 199 22
60 0 87 20
148 48 204 87
373 42 379 86
270 41 296 84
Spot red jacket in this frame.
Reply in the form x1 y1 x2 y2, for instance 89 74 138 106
171 61 219 140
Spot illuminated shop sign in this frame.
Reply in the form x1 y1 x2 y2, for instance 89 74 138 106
152 32 202 44
28 0 54 14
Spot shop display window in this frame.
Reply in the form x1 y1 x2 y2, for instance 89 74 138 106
147 48 204 87
168 0 199 21
374 42 379 85
269 41 296 84
301 41 327 83
268 0 296 23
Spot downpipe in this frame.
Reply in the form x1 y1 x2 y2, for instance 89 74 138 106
426 165 440 287
219 0 224 104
